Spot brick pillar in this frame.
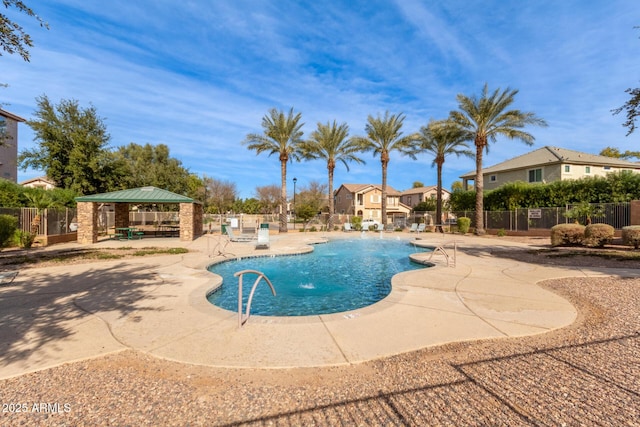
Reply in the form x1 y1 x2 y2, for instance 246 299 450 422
114 203 129 229
631 200 640 226
77 202 98 244
179 202 203 241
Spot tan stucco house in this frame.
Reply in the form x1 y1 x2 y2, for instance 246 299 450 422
461 146 640 191
400 186 451 209
0 108 26 182
334 183 411 224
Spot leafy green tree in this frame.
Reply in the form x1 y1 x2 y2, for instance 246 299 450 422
451 181 464 192
412 181 424 188
112 143 194 194
300 120 364 231
599 146 640 160
418 119 472 232
0 0 48 62
413 200 437 212
243 108 304 232
352 111 419 225
19 96 115 195
448 84 547 234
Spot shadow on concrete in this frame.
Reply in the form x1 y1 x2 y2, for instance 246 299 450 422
0 262 175 366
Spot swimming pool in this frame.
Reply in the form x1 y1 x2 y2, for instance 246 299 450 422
207 237 431 316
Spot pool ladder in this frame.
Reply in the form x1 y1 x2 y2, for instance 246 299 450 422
235 269 276 328
428 240 457 267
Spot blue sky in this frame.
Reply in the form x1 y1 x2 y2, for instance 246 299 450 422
2 0 639 198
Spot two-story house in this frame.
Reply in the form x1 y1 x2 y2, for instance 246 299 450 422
0 108 26 182
400 186 451 209
460 146 640 191
334 183 411 224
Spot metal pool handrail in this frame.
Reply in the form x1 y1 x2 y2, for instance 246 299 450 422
234 269 276 328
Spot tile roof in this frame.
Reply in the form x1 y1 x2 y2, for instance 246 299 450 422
460 146 640 178
75 186 196 203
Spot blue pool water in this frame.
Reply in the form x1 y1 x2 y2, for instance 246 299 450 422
207 237 431 316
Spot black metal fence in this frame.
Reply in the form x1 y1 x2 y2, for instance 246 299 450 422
0 207 78 235
448 202 630 231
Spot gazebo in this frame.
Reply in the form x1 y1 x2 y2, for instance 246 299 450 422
75 186 203 244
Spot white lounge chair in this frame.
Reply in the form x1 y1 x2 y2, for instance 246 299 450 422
408 223 418 232
255 228 270 249
344 223 354 232
225 226 256 242
416 223 426 233
376 223 385 232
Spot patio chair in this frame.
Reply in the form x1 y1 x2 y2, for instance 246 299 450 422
385 224 395 232
344 223 354 232
376 223 385 232
255 228 270 249
225 226 256 242
0 270 18 286
416 223 426 233
408 223 418 232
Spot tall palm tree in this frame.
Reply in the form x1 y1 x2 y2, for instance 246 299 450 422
418 119 473 232
300 120 365 231
448 84 547 235
352 112 419 225
243 107 304 233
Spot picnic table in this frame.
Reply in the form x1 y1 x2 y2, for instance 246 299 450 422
115 227 143 240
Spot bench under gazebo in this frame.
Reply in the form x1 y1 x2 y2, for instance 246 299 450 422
75 186 203 244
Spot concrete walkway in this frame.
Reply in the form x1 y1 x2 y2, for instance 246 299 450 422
1 232 638 379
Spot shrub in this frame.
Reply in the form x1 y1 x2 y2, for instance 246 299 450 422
497 228 506 237
622 226 640 249
457 217 471 234
583 223 614 247
18 231 37 249
0 214 18 250
550 223 585 247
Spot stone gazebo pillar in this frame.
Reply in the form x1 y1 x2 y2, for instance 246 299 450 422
114 203 130 229
77 202 98 244
179 202 204 241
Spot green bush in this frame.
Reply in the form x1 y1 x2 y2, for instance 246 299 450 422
18 231 37 249
351 217 362 231
550 223 585 247
622 226 640 249
583 223 614 247
0 214 18 250
457 217 471 234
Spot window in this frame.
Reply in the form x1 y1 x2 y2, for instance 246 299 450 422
490 175 497 182
603 166 611 171
370 194 381 203
585 166 591 174
564 165 570 173
528 168 542 183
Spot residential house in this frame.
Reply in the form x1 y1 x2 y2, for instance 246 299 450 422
460 146 640 191
334 183 411 224
400 186 451 209
0 108 26 182
20 176 56 190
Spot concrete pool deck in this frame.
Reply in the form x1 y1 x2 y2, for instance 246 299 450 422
1 231 638 379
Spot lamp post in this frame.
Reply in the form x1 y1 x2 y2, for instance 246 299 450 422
293 177 297 229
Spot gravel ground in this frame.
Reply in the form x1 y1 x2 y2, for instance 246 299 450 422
1 250 639 425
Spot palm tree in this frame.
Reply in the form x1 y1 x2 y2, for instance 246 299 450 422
448 84 547 234
300 120 365 231
243 108 304 233
418 120 473 232
352 112 419 225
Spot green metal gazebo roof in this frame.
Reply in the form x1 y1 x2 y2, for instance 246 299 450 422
75 186 196 203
